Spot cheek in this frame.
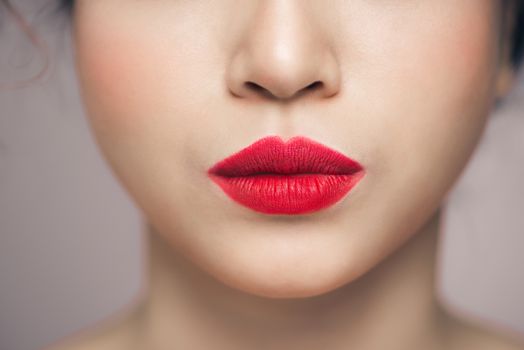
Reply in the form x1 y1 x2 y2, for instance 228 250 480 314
71 4 229 216
416 11 498 116
380 2 498 107
339 1 500 254
365 1 499 169
72 4 214 144
74 23 170 138
407 7 497 167
76 43 147 130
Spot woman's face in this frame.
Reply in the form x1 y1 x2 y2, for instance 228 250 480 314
72 0 516 298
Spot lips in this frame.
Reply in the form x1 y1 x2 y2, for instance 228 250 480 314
207 135 365 215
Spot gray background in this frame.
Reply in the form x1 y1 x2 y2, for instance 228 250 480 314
1 2 524 350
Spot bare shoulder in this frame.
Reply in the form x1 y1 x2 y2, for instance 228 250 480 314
445 314 524 350
42 307 143 350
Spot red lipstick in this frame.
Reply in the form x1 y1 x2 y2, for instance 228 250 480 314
207 135 365 215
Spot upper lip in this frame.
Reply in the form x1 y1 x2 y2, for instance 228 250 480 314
207 135 364 177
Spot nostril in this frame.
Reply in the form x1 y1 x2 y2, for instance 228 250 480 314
243 80 324 99
245 81 262 91
305 81 323 90
294 81 324 98
244 81 273 98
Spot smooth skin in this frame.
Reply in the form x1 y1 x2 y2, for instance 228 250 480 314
46 1 523 349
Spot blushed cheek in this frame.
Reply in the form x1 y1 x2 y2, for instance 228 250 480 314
368 3 499 189
74 28 160 136
419 5 498 108
379 4 499 150
74 19 214 151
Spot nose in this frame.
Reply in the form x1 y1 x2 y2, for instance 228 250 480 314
226 1 341 102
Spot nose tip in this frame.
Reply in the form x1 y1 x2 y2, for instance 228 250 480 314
234 51 340 101
226 3 341 102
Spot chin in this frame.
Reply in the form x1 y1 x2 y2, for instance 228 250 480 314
193 244 365 299
213 267 358 299
230 279 351 299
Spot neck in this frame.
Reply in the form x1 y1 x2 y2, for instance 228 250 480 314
134 208 450 350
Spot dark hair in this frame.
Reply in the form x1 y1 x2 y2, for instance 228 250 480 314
512 2 524 69
58 0 73 16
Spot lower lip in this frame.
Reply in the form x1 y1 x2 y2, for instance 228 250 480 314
208 172 365 215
